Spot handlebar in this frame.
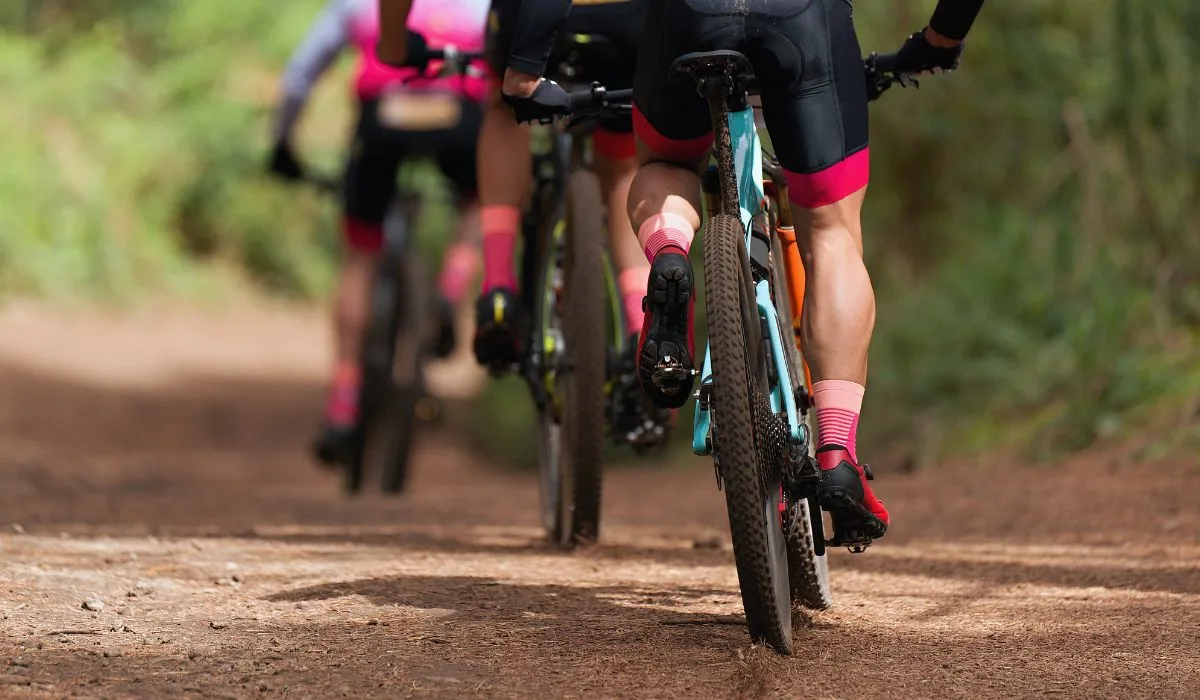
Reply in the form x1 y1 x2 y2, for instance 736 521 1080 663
561 52 915 122
567 84 634 117
400 39 486 79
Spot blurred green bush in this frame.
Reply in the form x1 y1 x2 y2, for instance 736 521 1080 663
3 0 1198 462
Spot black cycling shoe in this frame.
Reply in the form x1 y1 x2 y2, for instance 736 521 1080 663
612 333 673 452
473 287 522 372
433 296 456 359
637 250 696 409
311 422 356 469
816 445 889 551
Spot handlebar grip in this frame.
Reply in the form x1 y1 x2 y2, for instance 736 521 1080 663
568 87 634 113
604 89 634 104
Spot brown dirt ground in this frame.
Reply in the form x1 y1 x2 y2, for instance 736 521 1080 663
1 303 1198 699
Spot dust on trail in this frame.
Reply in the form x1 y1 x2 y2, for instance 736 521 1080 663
1 304 1198 699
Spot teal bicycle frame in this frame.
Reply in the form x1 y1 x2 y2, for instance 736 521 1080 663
691 105 808 456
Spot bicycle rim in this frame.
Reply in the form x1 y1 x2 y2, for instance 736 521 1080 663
705 212 793 653
535 217 567 542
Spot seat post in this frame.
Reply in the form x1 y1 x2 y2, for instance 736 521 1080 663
702 76 742 216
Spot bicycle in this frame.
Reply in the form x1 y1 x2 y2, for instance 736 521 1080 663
487 34 668 548
305 44 485 496
560 51 912 652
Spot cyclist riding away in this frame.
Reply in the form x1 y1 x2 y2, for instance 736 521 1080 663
470 0 651 383
379 0 670 441
269 0 490 464
493 0 987 542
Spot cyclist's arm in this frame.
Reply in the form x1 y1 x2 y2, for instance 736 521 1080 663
926 0 986 45
271 0 353 142
377 0 415 66
508 0 573 78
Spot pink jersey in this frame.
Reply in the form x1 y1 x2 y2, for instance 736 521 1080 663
347 0 490 102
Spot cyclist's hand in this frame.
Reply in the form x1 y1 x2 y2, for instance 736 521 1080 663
268 141 304 182
501 78 571 125
375 29 428 68
894 28 963 74
402 30 431 69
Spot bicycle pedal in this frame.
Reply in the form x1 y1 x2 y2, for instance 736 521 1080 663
652 356 699 387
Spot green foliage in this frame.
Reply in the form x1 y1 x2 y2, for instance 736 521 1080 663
0 0 341 302
856 0 1200 460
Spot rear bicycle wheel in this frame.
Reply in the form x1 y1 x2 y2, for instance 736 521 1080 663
705 212 793 653
378 252 429 494
533 171 608 546
557 170 607 545
770 233 832 610
357 205 427 495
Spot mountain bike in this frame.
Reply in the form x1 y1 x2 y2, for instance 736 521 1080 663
306 44 484 495
488 34 668 548
562 51 912 652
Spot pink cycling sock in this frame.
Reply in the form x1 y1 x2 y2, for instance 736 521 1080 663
325 361 361 427
637 213 694 262
618 266 649 336
481 205 520 292
438 241 481 305
812 380 865 463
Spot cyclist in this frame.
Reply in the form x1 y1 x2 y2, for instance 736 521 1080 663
492 0 987 542
470 0 651 381
269 0 490 464
378 0 669 443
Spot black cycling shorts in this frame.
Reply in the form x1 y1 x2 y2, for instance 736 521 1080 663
634 0 869 208
486 0 648 157
343 94 483 251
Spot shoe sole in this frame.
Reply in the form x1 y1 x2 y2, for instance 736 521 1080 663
638 262 694 410
818 487 888 546
473 320 520 372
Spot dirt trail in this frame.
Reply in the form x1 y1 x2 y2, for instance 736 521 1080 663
1 304 1198 699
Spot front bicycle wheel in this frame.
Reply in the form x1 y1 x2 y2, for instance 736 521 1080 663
705 212 793 653
770 233 832 610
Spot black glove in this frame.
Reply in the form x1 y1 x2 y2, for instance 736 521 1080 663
403 29 431 69
268 140 304 182
501 79 572 125
893 29 963 73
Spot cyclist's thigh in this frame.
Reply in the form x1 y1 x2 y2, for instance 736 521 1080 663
634 0 739 162
433 97 484 198
750 0 868 208
344 100 407 233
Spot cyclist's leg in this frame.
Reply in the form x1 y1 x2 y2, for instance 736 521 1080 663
593 131 646 338
626 2 735 409
434 97 486 357
752 0 887 535
474 0 532 366
317 98 404 451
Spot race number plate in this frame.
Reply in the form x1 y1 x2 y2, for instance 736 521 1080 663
377 90 461 131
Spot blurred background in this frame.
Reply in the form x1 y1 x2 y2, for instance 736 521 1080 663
2 0 1198 470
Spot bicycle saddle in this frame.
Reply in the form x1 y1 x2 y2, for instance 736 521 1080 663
670 50 757 91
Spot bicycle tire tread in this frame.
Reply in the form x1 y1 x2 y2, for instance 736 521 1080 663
705 213 792 653
561 170 608 545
